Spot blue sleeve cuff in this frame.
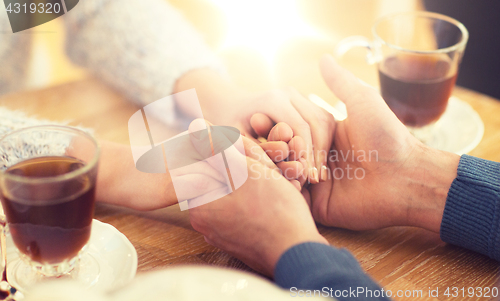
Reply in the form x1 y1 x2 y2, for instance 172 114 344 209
440 154 500 261
274 242 390 300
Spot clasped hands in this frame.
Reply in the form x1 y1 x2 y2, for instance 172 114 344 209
187 55 460 277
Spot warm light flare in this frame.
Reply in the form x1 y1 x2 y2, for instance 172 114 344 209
209 0 322 63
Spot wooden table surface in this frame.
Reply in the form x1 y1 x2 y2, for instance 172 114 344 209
1 4 500 299
1 63 499 301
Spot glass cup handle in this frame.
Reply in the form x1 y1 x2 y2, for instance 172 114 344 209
334 36 383 65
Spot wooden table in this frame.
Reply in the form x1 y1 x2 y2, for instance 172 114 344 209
1 40 499 301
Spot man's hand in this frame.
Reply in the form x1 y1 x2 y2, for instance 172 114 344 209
305 55 460 232
187 122 327 276
262 55 461 232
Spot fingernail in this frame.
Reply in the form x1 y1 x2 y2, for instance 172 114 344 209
320 165 328 181
296 158 305 177
310 167 319 183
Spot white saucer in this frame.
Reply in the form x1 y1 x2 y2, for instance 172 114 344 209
427 96 484 155
6 219 137 293
309 94 484 155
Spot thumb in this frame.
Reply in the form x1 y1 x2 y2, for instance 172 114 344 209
320 54 386 110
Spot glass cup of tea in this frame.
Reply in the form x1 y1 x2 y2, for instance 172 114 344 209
336 11 468 144
0 125 100 291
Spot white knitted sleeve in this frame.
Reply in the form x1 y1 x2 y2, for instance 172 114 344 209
62 0 225 121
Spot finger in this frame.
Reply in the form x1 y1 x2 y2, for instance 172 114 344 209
282 120 317 184
267 122 293 143
320 54 407 140
241 136 280 173
240 130 261 145
297 158 308 186
250 113 274 138
320 54 386 110
287 136 306 161
289 91 335 182
188 119 214 158
291 180 301 191
269 97 319 184
277 161 304 180
260 141 289 162
258 94 316 183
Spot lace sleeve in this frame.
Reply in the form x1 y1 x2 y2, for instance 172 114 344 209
0 107 91 170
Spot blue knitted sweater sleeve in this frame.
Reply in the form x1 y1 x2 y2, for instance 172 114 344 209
274 243 390 300
440 154 500 260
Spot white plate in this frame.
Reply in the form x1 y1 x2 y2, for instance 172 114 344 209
6 219 137 293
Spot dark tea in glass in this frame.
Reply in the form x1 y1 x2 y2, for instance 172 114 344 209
379 53 458 127
1 156 95 265
0 125 99 290
335 11 468 143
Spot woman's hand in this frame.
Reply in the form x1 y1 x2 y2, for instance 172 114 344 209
174 69 335 184
96 120 305 210
95 141 226 211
